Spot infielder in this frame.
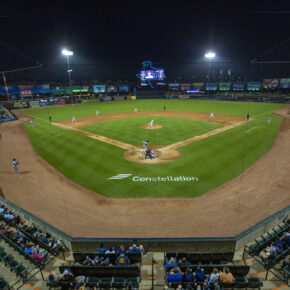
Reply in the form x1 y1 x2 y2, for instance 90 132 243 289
143 141 148 152
149 119 154 127
72 116 76 122
210 112 214 119
134 107 138 112
96 110 100 116
12 158 19 174
267 117 271 125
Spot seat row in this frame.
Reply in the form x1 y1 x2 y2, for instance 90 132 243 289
59 264 141 278
0 275 9 290
248 223 289 256
0 246 27 280
165 251 234 264
265 246 290 269
47 276 140 289
0 231 47 268
73 252 142 264
165 264 250 277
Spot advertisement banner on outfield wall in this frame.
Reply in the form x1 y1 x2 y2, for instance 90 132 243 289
13 101 29 109
247 82 261 91
114 96 125 101
93 85 106 93
29 100 40 108
192 82 204 90
263 79 279 89
280 78 290 88
180 83 191 91
205 83 217 90
118 84 129 92
18 85 34 90
218 82 231 91
168 83 180 91
20 90 32 97
107 85 117 93
102 96 112 102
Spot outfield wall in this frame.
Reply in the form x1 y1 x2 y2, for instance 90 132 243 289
0 195 288 252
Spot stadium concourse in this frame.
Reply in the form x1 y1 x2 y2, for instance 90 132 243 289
0 107 289 239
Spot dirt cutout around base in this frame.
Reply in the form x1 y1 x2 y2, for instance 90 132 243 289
55 111 248 164
140 124 163 129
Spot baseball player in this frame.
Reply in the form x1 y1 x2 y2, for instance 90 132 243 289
210 112 214 119
267 117 271 126
72 116 76 122
134 107 138 112
12 158 19 174
96 110 100 116
142 141 148 152
149 119 154 127
30 120 35 127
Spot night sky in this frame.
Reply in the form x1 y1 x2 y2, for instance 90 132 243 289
0 0 289 82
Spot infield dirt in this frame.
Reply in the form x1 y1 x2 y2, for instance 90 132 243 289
0 108 289 238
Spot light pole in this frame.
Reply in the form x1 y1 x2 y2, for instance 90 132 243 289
62 49 73 99
204 51 216 83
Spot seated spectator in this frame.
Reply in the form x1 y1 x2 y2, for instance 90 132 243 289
0 226 8 235
165 257 178 268
282 233 290 247
74 275 86 290
116 253 130 266
83 255 94 266
97 243 107 254
195 267 205 283
179 257 190 267
220 267 234 284
25 245 33 255
48 272 61 283
276 246 283 255
98 256 110 266
281 258 290 269
105 246 116 254
129 244 141 254
4 211 14 220
208 268 220 290
118 245 127 254
183 268 196 290
165 267 183 289
61 269 75 282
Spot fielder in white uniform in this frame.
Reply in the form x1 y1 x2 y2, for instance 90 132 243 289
210 112 214 119
72 116 76 122
267 117 271 125
30 120 35 127
143 141 148 152
149 119 154 127
96 110 100 116
134 107 138 112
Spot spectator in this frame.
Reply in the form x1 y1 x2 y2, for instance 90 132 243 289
165 267 183 290
98 256 110 266
129 244 141 254
61 269 75 282
183 268 196 290
208 268 220 290
83 255 94 266
105 246 116 254
97 243 107 254
195 267 205 283
179 257 190 267
165 257 178 268
116 253 130 266
220 267 234 284
118 245 127 254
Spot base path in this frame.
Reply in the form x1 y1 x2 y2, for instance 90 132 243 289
0 109 289 238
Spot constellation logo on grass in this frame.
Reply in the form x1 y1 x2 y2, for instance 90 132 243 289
108 174 132 180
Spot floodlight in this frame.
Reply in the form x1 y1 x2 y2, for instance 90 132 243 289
62 49 73 56
205 52 216 59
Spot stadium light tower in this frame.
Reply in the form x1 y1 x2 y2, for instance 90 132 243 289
204 51 216 83
62 49 74 98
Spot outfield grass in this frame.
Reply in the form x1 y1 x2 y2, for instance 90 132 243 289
82 116 222 145
21 100 285 198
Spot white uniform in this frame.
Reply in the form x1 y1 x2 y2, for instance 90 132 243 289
267 117 271 125
134 107 138 112
96 110 100 116
30 120 34 127
143 141 148 152
149 120 154 127
210 112 214 119
72 116 76 122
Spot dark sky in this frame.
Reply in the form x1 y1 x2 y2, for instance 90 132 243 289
0 0 289 82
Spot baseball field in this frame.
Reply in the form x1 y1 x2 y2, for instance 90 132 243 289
20 99 285 198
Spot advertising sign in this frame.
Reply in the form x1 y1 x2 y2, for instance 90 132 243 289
180 83 191 91
232 83 245 91
218 82 231 91
114 96 125 101
93 85 106 93
205 83 217 91
192 82 204 90
13 101 28 109
280 78 290 88
20 90 32 97
103 96 112 101
107 85 117 93
29 100 40 108
18 85 34 90
247 82 261 91
118 84 129 92
168 83 180 91
263 79 279 89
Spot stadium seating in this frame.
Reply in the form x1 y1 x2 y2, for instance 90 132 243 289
0 275 9 290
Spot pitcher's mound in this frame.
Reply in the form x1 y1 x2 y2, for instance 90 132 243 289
140 124 163 130
124 148 180 164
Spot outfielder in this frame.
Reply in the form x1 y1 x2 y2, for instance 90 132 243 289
143 141 148 152
134 107 138 112
149 119 154 127
30 120 35 127
267 117 271 125
72 116 76 122
96 110 100 116
210 112 214 119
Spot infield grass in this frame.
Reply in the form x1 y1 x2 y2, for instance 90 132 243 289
21 100 285 198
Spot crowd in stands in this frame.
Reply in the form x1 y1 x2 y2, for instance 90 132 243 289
0 204 62 263
164 264 234 290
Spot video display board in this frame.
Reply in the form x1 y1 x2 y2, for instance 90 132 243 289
232 83 245 91
140 69 165 80
247 82 261 91
218 82 231 91
205 83 217 91
168 83 180 91
93 85 106 93
192 82 204 90
263 79 279 89
118 84 129 92
280 78 290 88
